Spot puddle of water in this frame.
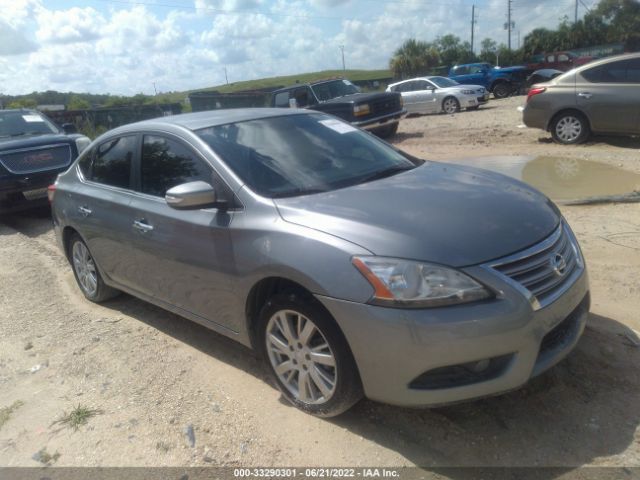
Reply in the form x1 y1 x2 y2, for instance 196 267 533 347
450 155 640 201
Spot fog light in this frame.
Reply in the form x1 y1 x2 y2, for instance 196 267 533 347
469 359 490 373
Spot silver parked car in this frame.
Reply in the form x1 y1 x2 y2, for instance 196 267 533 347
51 109 590 417
386 76 489 114
523 52 640 144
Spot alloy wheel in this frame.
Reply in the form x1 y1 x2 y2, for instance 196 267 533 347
265 309 337 405
72 241 98 296
555 116 582 143
443 98 458 114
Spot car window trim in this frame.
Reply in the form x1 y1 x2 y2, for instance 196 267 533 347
79 133 140 192
132 129 244 211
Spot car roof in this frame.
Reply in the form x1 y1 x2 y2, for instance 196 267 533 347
117 108 309 132
572 51 640 72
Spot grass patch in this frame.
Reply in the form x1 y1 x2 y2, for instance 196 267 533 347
52 404 103 431
0 400 24 431
155 68 393 103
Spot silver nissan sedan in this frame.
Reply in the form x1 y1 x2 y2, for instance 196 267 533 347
51 109 590 417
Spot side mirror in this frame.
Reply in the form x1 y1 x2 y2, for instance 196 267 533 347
165 181 219 210
62 123 77 134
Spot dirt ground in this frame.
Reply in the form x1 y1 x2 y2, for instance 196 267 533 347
1 97 639 473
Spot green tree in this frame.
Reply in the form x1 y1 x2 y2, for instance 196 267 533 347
389 39 440 79
479 38 498 63
435 34 474 66
67 95 90 110
7 98 37 109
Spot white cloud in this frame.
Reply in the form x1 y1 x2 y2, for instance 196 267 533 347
0 20 37 55
0 0 585 95
36 7 105 44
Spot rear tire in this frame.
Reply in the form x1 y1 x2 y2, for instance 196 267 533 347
550 111 590 145
492 82 511 99
69 234 120 303
258 292 363 417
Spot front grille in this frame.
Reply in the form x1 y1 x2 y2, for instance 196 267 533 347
0 144 72 174
369 96 401 115
487 223 583 309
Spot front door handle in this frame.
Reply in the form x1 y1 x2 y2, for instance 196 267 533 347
78 206 92 217
133 220 154 233
577 92 592 99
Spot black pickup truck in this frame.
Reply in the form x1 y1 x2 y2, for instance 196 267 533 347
0 109 90 213
271 78 405 138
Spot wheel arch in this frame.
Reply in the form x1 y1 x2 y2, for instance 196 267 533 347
244 276 348 352
61 225 81 263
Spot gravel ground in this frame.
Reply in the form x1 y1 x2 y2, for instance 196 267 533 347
0 98 639 472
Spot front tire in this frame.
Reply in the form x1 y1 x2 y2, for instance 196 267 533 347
550 112 590 145
374 122 399 138
69 234 120 302
258 293 363 417
442 96 460 114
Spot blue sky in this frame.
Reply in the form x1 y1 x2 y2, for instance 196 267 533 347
0 0 589 95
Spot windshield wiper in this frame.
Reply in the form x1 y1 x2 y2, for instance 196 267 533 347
272 188 327 198
356 165 414 184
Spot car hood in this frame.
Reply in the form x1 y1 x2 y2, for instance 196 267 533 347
274 162 560 267
0 133 73 150
320 91 396 104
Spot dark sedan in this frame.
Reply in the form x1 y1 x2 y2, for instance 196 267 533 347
0 109 90 213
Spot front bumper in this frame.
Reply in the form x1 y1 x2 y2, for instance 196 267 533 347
353 110 406 130
316 265 589 407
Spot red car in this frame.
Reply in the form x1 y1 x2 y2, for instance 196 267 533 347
527 51 593 72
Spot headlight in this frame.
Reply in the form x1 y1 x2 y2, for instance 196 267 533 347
352 256 492 308
461 89 474 95
75 136 91 154
353 103 370 117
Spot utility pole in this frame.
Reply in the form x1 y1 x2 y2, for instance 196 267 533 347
507 0 512 50
504 0 514 50
224 67 229 85
470 5 476 55
152 82 157 96
339 45 346 71
517 30 520 49
574 0 578 23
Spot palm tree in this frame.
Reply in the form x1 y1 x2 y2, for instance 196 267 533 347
389 39 440 79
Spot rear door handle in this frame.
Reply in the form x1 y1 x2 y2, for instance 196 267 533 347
133 220 154 233
78 206 92 217
577 92 592 99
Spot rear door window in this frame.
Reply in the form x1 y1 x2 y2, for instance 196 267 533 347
91 135 136 189
582 59 640 83
140 135 212 197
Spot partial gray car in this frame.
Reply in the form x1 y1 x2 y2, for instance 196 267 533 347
523 52 640 144
51 109 590 417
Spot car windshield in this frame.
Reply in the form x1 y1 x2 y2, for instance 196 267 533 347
0 111 59 138
310 80 359 101
196 113 418 198
429 77 459 88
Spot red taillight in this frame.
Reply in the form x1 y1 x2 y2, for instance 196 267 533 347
47 184 56 203
527 86 546 102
